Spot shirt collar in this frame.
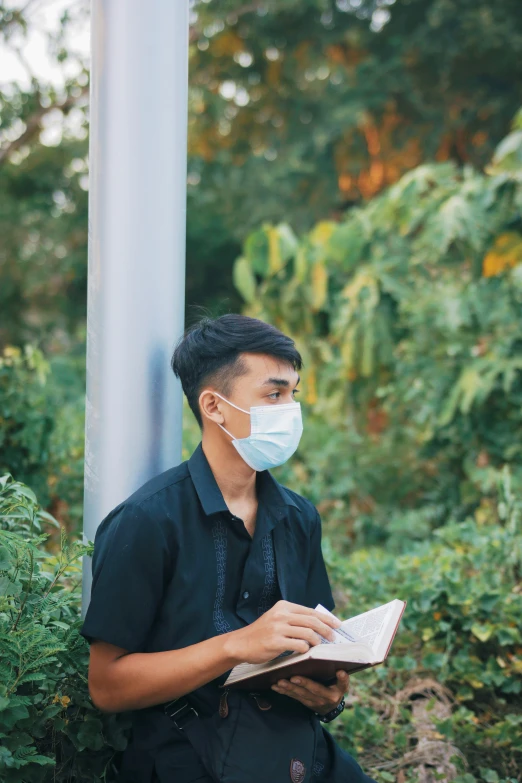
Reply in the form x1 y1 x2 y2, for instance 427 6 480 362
187 441 299 517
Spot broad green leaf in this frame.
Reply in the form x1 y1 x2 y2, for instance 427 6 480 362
267 225 283 273
471 623 494 642
293 246 308 283
232 257 257 303
360 322 375 378
491 130 522 170
479 769 499 783
310 263 328 311
309 220 336 247
0 546 11 570
277 223 298 262
459 368 483 415
244 228 269 276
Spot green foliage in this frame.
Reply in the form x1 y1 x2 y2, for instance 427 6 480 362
327 469 522 780
2 463 521 781
189 0 522 225
233 114 522 547
0 345 54 498
0 344 85 528
3 0 522 346
0 474 131 782
2 6 522 776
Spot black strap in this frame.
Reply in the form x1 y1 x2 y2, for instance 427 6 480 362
163 697 212 776
163 696 199 731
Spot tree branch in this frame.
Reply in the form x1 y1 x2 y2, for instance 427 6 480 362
0 83 89 167
189 1 265 43
0 0 263 166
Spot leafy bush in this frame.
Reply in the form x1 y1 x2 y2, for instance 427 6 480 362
0 344 86 534
232 110 522 549
0 473 131 782
326 467 522 782
0 347 55 501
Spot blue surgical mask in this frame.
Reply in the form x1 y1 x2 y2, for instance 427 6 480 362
212 391 304 472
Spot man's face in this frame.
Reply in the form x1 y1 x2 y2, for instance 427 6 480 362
213 352 300 440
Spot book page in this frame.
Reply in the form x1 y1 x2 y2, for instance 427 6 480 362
339 604 392 650
316 600 402 658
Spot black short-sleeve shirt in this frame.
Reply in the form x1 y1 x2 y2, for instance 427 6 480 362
80 442 337 782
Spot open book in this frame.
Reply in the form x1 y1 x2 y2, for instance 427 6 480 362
222 599 406 690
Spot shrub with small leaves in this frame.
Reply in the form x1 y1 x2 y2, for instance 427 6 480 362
0 473 131 782
323 468 522 781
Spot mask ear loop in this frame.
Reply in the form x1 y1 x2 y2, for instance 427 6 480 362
217 422 237 440
212 391 251 415
206 390 251 441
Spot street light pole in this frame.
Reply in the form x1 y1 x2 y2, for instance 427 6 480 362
82 0 189 616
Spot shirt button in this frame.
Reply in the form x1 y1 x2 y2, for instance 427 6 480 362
242 590 250 600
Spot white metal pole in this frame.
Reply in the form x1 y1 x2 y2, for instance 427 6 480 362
82 0 189 617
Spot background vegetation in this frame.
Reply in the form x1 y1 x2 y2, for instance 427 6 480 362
1 1 522 781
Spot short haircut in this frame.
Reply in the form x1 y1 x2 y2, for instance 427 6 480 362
171 314 303 428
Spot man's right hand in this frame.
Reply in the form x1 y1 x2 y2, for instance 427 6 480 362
224 600 343 665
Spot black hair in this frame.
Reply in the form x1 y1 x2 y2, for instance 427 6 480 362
170 314 303 428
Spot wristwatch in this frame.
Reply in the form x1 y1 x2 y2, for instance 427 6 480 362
316 696 345 723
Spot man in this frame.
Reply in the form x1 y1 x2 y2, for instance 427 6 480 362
80 314 376 782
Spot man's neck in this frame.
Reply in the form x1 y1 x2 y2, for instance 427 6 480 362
201 435 257 506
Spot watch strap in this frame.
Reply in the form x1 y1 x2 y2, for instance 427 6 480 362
316 696 345 723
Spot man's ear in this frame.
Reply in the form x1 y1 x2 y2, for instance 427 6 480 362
199 389 225 427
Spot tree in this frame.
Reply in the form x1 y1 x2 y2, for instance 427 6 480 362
188 0 522 234
2 0 522 348
232 110 522 543
0 1 90 348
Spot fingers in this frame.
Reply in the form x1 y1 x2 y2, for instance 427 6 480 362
284 625 325 647
268 601 342 656
283 639 311 654
334 670 350 693
278 600 342 630
283 611 339 642
271 679 318 707
271 676 343 711
287 675 329 697
286 616 338 642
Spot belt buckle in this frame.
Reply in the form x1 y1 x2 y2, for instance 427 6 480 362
163 697 199 731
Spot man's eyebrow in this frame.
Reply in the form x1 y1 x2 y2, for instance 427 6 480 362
262 375 301 387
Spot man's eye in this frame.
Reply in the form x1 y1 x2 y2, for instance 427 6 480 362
267 388 300 400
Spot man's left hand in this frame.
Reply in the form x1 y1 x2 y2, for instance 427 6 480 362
270 669 349 715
